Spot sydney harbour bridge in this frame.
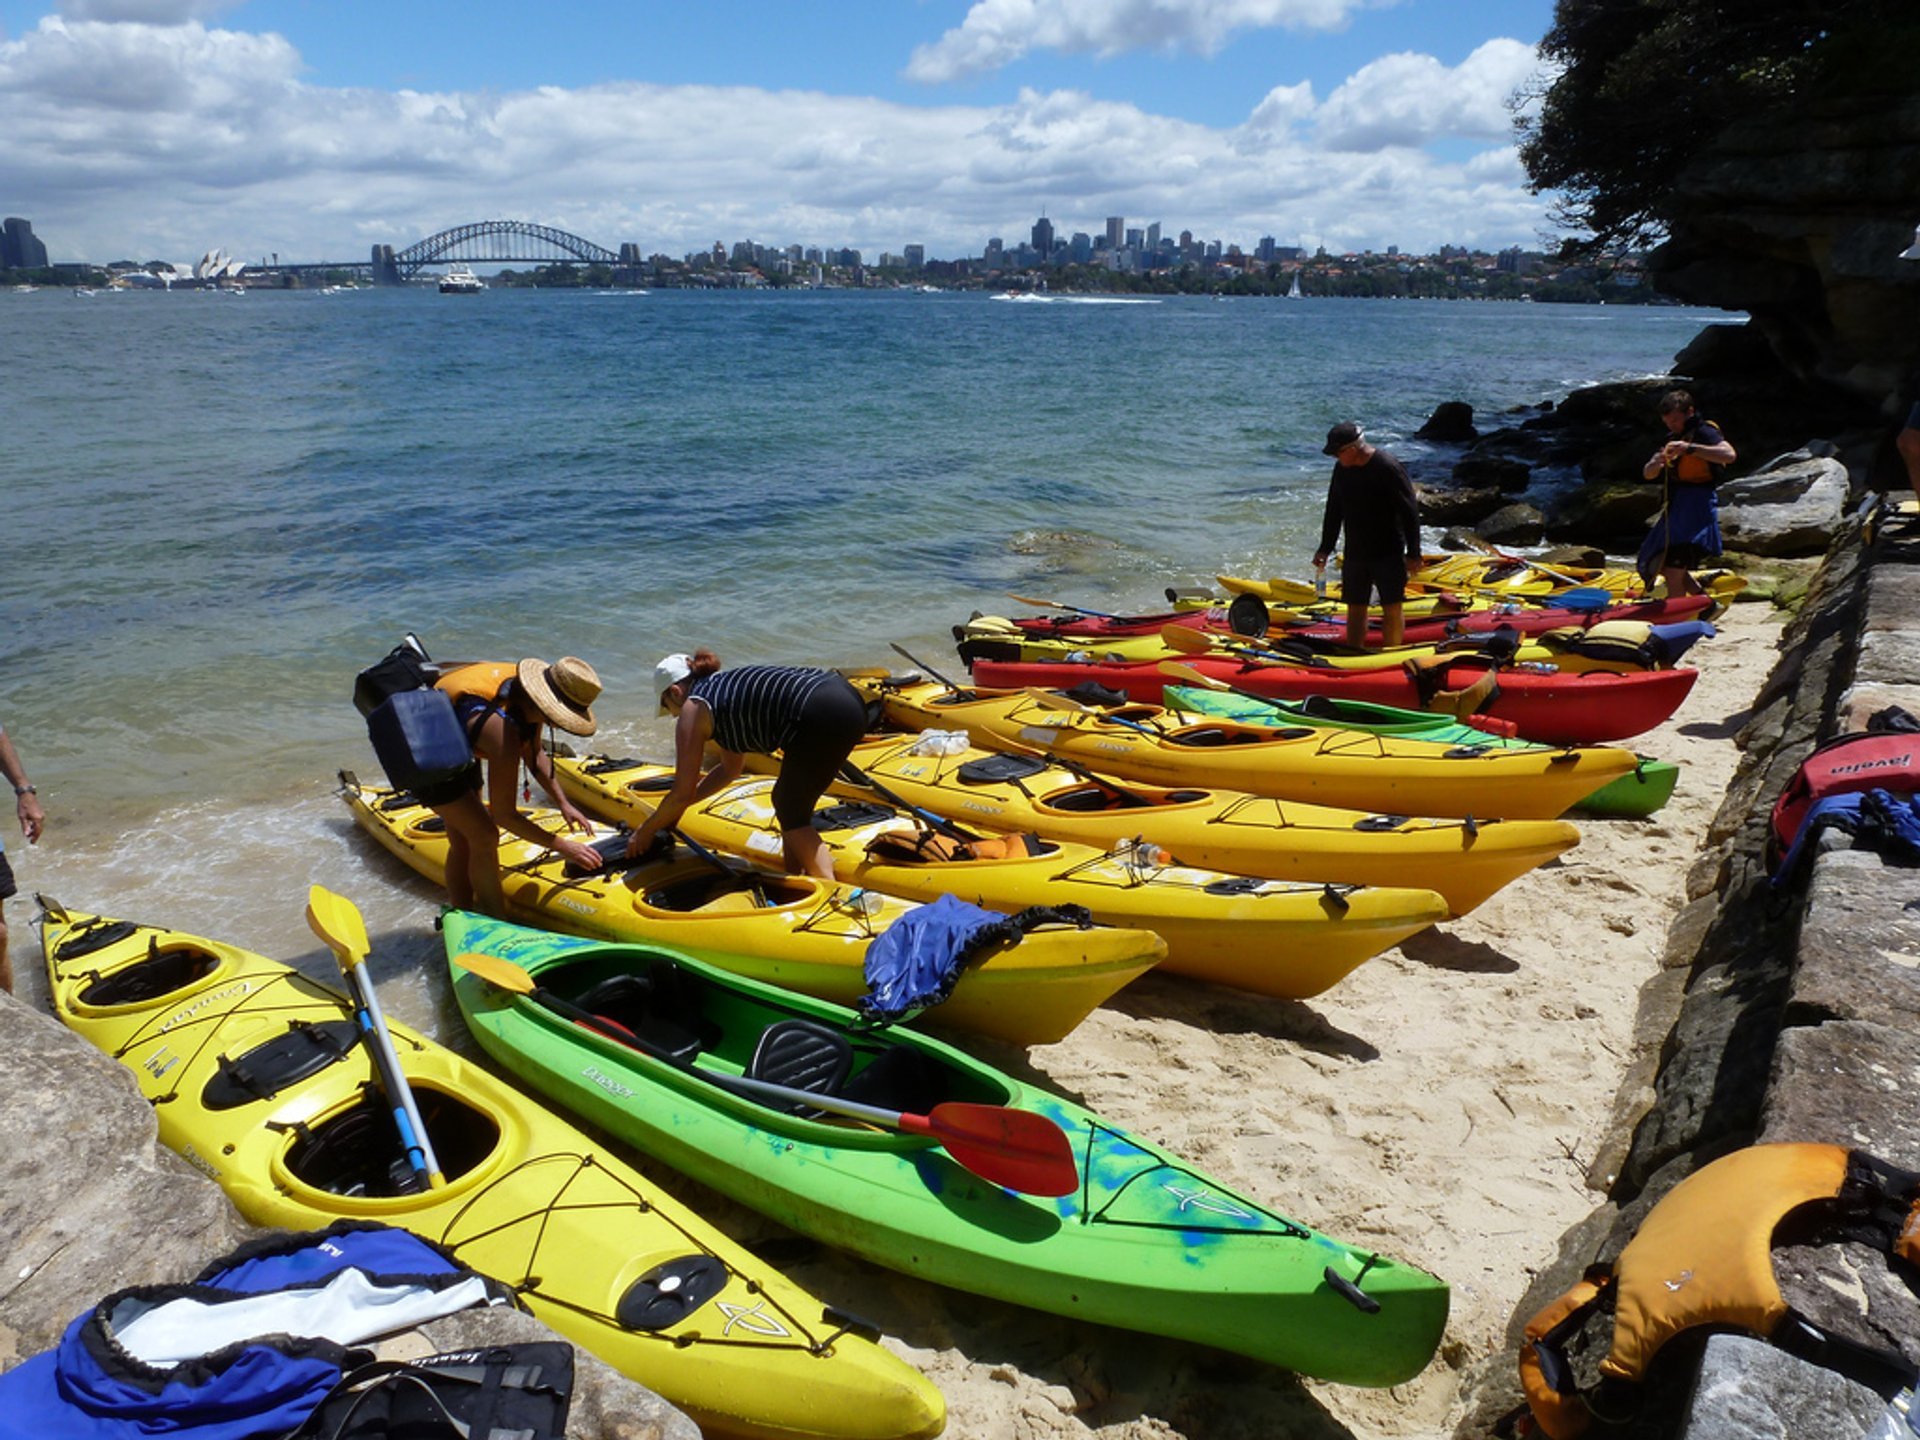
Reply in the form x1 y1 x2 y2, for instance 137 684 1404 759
269 220 645 284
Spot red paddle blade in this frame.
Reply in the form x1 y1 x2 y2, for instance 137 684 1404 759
916 1102 1079 1197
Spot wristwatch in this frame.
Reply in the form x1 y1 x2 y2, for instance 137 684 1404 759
13 784 34 795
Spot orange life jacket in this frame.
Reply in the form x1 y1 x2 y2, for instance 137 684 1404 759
1515 1143 1920 1438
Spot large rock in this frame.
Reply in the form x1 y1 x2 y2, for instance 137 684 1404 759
1475 503 1545 546
0 994 697 1438
1651 86 1920 414
1415 400 1478 443
1414 483 1505 526
1681 1335 1883 1440
1718 453 1850 556
1450 454 1531 492
1543 483 1663 546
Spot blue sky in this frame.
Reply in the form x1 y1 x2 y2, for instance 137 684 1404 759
0 0 1565 263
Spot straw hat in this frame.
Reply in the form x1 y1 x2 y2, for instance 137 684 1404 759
516 656 601 736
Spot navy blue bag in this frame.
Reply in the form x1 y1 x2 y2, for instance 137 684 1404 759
859 894 1092 1024
366 689 473 805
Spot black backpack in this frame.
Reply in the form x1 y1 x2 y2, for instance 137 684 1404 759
353 637 475 805
291 1342 573 1440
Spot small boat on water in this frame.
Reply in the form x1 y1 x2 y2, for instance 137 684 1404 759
439 264 486 294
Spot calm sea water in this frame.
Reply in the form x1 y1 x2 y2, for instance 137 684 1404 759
0 286 1729 1004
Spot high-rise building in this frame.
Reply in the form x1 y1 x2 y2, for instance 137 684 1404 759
1069 232 1092 265
1146 222 1161 250
1030 215 1054 261
1256 236 1277 262
904 244 925 270
1105 216 1124 251
1125 228 1143 251
2 217 49 269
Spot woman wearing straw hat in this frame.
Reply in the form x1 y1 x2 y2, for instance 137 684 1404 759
429 655 606 916
628 650 867 881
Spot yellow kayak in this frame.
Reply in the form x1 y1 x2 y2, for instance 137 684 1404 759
1216 560 1745 607
555 754 1448 1000
39 899 945 1440
860 678 1640 821
744 735 1579 917
341 773 1162 1046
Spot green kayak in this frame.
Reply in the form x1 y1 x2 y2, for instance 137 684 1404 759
443 910 1449 1387
1162 685 1679 817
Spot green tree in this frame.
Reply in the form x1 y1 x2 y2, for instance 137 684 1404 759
1518 0 1911 250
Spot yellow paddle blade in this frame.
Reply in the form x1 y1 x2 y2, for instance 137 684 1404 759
305 884 370 972
1156 659 1227 690
452 950 539 995
1158 623 1219 656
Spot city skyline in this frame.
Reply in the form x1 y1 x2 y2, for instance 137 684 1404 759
0 0 1563 265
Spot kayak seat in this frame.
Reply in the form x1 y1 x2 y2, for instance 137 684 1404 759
575 966 715 1064
840 1043 954 1116
747 1020 853 1101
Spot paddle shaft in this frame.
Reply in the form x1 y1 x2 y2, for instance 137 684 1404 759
889 643 968 693
462 955 1076 1195
839 759 985 844
344 967 443 1191
1006 592 1127 622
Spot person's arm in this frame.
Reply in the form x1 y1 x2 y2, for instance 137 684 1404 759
1313 472 1344 566
1684 423 1736 468
0 727 43 844
476 716 602 868
525 737 592 832
624 703 719 855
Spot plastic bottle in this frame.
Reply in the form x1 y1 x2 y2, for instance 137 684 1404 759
837 887 883 917
1865 1388 1919 1440
1314 559 1328 602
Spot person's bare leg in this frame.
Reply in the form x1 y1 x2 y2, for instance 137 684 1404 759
1344 600 1368 649
1661 564 1699 599
0 900 11 994
783 826 835 882
1381 601 1406 648
435 795 503 916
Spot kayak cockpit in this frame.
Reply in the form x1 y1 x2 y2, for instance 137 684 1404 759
283 1087 499 1197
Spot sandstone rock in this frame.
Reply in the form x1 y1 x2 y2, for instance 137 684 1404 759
1451 454 1531 491
0 995 698 1439
1718 454 1849 557
1788 860 1920 1031
1414 400 1477 442
1681 1335 1882 1440
1438 526 1481 552
1544 483 1663 545
1414 483 1505 527
1673 322 1787 380
1761 1019 1920 1170
1475 504 1545 545
1538 544 1607 569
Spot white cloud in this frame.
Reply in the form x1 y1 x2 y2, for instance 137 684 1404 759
0 16 1559 265
1315 38 1541 151
906 0 1384 84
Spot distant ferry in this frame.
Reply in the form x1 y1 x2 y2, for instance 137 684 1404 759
439 265 485 295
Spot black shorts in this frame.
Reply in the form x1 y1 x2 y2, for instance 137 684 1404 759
0 851 16 902
772 678 868 830
416 760 483 809
1341 554 1410 607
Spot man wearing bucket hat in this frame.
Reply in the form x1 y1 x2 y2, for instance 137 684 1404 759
628 650 867 881
1311 421 1422 647
426 655 606 916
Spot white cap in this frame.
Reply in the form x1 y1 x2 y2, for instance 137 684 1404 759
653 653 693 714
1901 224 1920 261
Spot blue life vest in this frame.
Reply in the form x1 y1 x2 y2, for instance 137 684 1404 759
0 1223 502 1439
860 893 1090 1024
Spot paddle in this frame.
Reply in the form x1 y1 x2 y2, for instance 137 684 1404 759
453 950 1078 1196
1461 537 1586 589
1019 687 1162 737
1005 592 1129 622
889 642 967 693
1405 576 1614 613
1157 660 1291 713
1159 623 1310 664
838 759 987 844
306 885 444 1192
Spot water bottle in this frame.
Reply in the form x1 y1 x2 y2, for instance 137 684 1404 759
836 887 883 917
1314 559 1328 602
1865 1387 1919 1439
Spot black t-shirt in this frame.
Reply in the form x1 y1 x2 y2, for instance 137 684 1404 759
1318 449 1420 562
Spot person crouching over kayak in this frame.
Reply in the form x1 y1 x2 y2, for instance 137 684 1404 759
630 652 867 881
432 656 606 915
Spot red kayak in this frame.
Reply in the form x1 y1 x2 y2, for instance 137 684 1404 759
966 653 1698 746
997 594 1716 648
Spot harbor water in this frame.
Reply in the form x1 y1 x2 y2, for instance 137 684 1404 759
0 286 1729 1010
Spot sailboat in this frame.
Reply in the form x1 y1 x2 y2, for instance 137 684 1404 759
1287 272 1304 299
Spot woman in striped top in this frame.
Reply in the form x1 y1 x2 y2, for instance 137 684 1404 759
624 649 869 880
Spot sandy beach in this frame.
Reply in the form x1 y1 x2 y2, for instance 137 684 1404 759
790 598 1779 1440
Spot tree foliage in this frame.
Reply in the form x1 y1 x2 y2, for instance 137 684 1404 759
1518 0 1911 250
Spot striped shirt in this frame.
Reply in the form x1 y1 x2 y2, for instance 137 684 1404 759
686 665 836 755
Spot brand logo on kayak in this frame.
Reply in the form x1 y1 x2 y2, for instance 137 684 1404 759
1832 755 1914 776
158 981 252 1033
1163 1183 1256 1220
179 1144 221 1181
557 897 595 916
583 1065 634 1099
142 1046 181 1083
716 1299 791 1338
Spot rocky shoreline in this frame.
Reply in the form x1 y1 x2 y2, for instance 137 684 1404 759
1454 485 1920 1437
